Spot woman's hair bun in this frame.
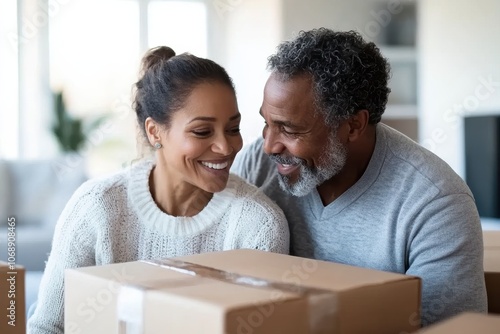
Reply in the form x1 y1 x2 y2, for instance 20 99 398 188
140 46 176 73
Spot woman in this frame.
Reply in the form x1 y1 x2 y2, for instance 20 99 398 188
27 46 289 333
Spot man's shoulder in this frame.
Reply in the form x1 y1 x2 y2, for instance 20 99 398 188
380 124 472 196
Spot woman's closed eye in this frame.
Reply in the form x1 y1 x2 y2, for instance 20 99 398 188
192 129 211 137
191 127 240 137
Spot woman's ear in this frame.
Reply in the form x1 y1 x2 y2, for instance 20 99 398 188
346 109 369 142
145 117 161 146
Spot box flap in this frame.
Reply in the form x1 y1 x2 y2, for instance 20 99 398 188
68 261 336 333
176 249 418 292
70 260 326 309
66 250 420 334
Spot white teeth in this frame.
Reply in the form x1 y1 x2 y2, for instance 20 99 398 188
281 164 291 167
201 161 228 170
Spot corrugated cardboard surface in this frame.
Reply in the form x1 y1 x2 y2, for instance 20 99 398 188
178 249 422 333
65 249 421 334
483 231 500 314
418 312 500 333
0 261 26 334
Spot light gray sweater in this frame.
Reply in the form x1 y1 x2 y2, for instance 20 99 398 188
27 159 289 334
231 123 487 326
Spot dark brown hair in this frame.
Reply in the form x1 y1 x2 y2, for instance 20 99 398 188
133 46 235 138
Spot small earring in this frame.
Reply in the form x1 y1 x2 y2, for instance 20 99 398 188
153 142 162 149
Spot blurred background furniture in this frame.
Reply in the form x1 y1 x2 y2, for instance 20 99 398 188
0 158 86 271
0 158 86 317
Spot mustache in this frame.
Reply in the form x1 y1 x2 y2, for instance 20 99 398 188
268 154 305 165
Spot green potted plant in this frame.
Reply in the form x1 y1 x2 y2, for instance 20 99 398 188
52 91 106 153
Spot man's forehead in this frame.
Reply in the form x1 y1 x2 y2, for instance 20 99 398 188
266 72 313 90
264 73 314 107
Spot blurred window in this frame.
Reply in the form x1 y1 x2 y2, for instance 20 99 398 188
4 0 208 175
148 1 207 56
0 0 19 159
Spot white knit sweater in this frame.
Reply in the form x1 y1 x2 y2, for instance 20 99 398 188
27 159 289 334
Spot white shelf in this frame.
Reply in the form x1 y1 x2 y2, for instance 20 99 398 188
383 104 418 119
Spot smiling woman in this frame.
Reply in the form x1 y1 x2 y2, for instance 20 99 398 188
143 76 243 214
150 83 242 195
26 46 290 334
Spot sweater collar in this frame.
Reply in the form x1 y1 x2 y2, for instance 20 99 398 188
127 159 236 236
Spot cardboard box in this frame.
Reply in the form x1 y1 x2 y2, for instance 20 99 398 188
418 312 500 333
0 261 26 334
483 231 500 314
65 249 421 334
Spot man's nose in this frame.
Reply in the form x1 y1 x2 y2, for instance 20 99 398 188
263 127 285 155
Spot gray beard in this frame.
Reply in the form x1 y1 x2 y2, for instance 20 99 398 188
269 134 347 197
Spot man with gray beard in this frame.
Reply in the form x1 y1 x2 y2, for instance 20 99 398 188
269 130 347 197
231 28 487 326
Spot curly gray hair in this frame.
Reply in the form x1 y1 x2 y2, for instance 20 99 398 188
268 28 391 125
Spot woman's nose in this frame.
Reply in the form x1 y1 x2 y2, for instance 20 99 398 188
212 134 233 155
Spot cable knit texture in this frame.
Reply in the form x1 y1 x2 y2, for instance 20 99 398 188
27 159 289 334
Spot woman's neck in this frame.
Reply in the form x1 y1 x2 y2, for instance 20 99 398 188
149 164 213 217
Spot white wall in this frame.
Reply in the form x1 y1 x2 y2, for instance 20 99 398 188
282 0 377 41
419 0 500 177
219 0 401 145
223 0 416 143
214 0 283 146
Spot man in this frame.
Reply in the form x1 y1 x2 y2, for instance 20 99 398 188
231 28 487 326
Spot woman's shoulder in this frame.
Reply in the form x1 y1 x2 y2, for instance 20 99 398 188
226 173 265 198
224 174 289 253
72 164 132 204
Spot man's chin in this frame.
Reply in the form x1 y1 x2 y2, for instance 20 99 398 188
277 174 314 197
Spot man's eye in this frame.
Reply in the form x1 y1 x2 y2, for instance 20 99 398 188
281 126 296 136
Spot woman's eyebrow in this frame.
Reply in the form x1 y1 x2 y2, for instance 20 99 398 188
188 116 216 123
188 113 241 124
230 113 241 121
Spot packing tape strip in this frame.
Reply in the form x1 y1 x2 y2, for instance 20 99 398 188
117 285 144 334
117 276 204 334
117 258 338 334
